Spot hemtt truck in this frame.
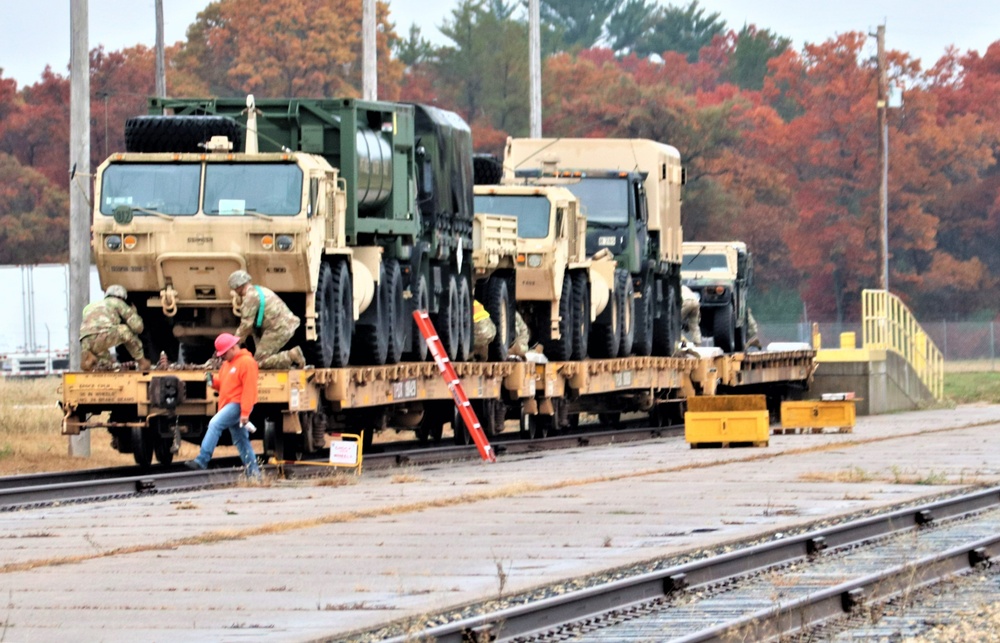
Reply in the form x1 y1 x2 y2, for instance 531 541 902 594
92 96 475 369
503 138 685 357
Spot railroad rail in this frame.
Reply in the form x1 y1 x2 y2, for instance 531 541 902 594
375 486 1000 643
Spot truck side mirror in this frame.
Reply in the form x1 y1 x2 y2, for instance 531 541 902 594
308 177 319 217
416 146 433 198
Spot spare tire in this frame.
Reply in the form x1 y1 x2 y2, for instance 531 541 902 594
473 153 504 185
125 115 243 153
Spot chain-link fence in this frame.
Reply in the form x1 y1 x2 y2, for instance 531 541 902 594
757 321 1000 371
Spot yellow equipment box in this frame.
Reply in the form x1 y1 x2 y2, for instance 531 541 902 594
685 395 769 448
777 399 856 434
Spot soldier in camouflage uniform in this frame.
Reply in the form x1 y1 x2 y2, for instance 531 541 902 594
472 299 496 361
80 285 151 371
681 285 702 345
509 311 530 357
228 270 306 370
746 307 761 349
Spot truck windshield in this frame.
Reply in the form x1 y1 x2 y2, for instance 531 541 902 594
99 163 200 216
204 163 303 216
474 194 550 238
563 177 628 225
683 253 730 272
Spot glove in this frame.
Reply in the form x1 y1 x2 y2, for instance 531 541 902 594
204 372 214 386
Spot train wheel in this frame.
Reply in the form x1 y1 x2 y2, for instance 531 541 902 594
131 426 154 468
598 412 622 429
452 405 472 446
384 260 405 365
486 277 512 361
571 272 589 361
264 418 284 462
545 273 574 361
617 270 635 358
353 263 389 365
151 418 176 465
531 414 552 440
633 278 654 356
434 274 461 360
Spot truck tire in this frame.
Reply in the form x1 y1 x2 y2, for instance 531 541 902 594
589 274 621 359
124 115 242 153
633 278 654 356
653 279 680 356
713 302 736 353
617 270 635 358
405 273 430 361
311 260 353 368
434 274 461 360
353 263 390 365
473 154 504 185
486 277 513 361
544 273 574 361
384 260 405 365
571 272 590 360
457 274 473 362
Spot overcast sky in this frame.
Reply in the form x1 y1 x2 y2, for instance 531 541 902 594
0 0 998 87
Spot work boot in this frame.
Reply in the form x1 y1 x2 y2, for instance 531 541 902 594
289 346 306 368
137 358 152 371
80 352 97 372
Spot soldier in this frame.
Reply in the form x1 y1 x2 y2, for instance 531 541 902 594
80 285 151 371
472 299 496 361
228 270 306 369
509 311 530 358
681 285 702 345
746 307 762 349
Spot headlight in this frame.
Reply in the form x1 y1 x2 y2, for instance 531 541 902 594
105 235 122 251
527 253 543 268
276 235 294 251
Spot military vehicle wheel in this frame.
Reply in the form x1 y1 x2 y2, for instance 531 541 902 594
735 319 747 352
314 260 352 367
713 302 736 353
384 260 405 364
353 263 389 365
435 274 461 360
571 272 589 360
486 277 512 361
633 278 654 356
125 115 242 154
590 274 620 359
654 279 680 356
617 270 635 358
457 275 472 362
406 273 430 361
131 426 154 468
545 273 574 361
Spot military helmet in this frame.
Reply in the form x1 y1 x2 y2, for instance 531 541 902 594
105 284 128 300
228 270 252 290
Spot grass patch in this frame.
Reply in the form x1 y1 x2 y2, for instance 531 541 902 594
943 371 1000 405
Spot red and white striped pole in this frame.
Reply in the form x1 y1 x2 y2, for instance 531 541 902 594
412 310 496 463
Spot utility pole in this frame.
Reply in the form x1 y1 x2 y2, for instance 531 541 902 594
362 0 377 100
875 24 889 292
69 0 91 457
528 0 541 137
155 0 166 97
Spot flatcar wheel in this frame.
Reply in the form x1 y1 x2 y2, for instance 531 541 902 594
531 414 553 440
264 419 284 462
598 412 622 429
519 413 532 439
452 406 472 446
131 426 154 468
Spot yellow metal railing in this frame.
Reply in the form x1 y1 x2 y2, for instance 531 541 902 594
862 289 943 400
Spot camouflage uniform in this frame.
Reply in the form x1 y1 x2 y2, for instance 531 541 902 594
746 307 760 348
509 311 530 356
680 285 702 344
235 285 303 369
472 300 496 361
80 297 146 370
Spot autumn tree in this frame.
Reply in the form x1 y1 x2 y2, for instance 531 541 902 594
0 153 69 263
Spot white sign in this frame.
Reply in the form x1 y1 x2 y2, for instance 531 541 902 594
329 440 360 465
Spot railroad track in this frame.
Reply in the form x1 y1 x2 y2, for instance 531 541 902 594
373 486 1000 643
0 424 676 511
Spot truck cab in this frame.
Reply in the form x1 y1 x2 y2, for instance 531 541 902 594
681 241 753 353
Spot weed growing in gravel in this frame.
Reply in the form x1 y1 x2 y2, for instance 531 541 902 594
798 466 873 483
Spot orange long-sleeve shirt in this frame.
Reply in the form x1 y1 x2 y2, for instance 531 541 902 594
211 348 259 418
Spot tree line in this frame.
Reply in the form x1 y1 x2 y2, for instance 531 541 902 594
1 0 998 323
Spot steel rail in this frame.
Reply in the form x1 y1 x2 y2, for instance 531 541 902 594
378 486 1000 643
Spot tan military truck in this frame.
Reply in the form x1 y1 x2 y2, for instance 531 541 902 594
472 184 622 361
681 241 754 352
503 138 685 357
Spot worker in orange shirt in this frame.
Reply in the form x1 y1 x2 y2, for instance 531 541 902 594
184 332 262 479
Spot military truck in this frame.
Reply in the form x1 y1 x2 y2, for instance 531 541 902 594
681 241 753 352
472 184 622 361
503 138 685 357
91 96 475 369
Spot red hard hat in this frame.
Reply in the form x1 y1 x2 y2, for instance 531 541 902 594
214 333 240 356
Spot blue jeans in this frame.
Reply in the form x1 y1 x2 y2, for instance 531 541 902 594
193 402 261 478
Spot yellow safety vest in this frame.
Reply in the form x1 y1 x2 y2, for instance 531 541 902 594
473 300 490 322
